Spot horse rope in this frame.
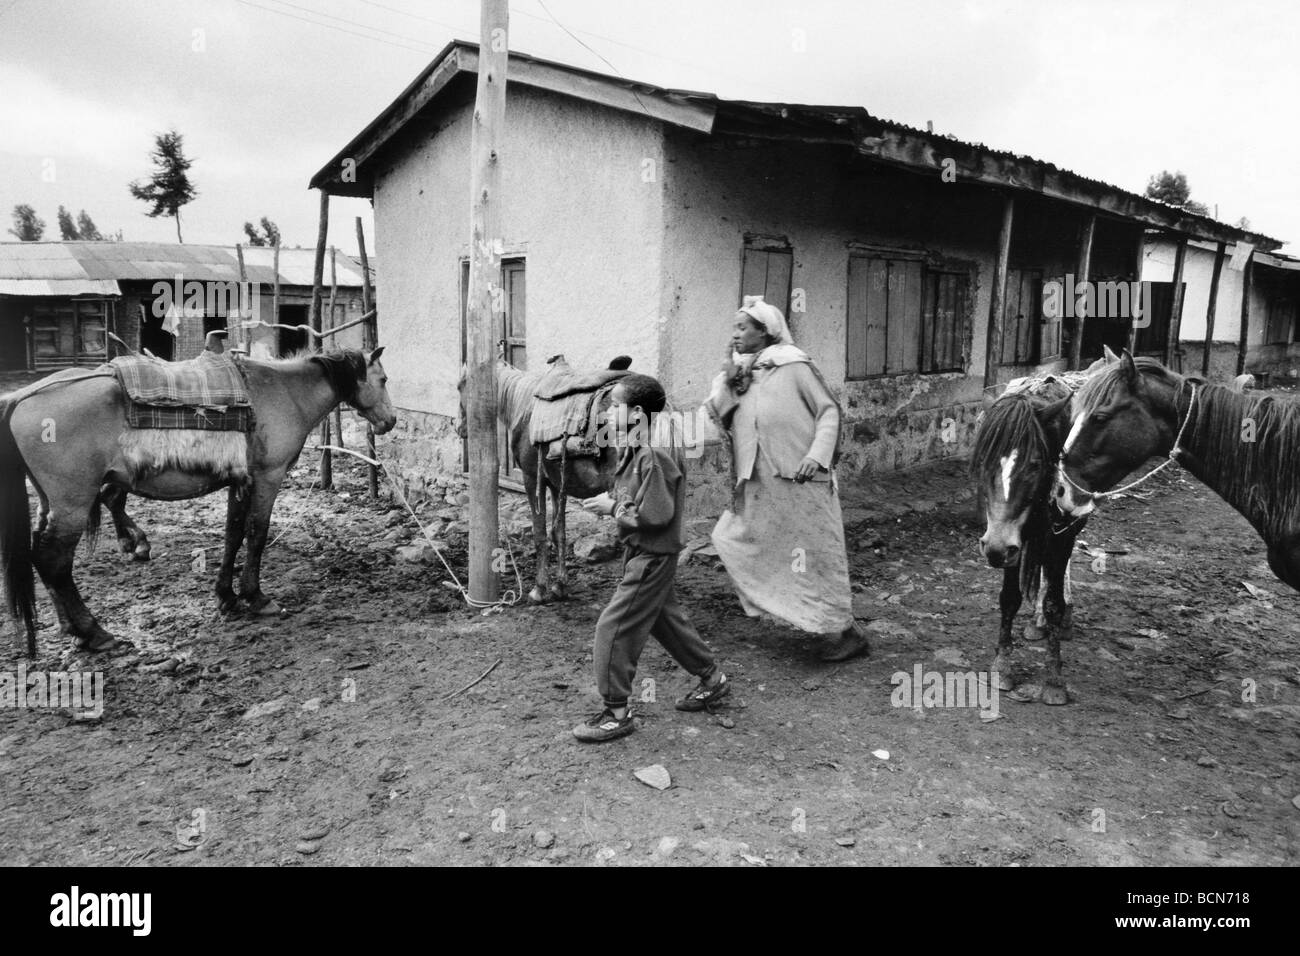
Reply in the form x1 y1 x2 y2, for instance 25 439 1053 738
1057 383 1199 504
315 444 524 612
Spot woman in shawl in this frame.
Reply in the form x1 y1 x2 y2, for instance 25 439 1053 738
706 296 870 662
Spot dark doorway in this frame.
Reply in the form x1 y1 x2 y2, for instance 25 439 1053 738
279 305 310 355
0 302 26 369
139 300 175 361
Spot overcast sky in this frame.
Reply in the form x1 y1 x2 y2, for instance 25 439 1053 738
1 0 1294 255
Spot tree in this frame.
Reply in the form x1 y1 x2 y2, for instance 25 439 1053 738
1235 216 1251 231
242 217 281 247
128 129 198 242
8 204 45 241
260 216 281 247
1145 170 1209 216
76 210 104 241
57 205 79 239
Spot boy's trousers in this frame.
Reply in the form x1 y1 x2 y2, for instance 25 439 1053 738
594 547 715 706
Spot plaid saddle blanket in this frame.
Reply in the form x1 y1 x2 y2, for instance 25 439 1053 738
528 358 630 452
107 352 254 431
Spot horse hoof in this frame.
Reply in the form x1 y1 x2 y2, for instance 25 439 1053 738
548 585 568 602
528 587 547 605
994 669 1016 692
249 598 282 617
1041 684 1070 706
1022 622 1045 642
1007 683 1042 703
132 544 152 562
75 630 122 653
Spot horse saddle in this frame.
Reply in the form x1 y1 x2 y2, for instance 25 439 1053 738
107 351 254 431
528 355 630 461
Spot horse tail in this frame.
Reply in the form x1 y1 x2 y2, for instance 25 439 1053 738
0 399 37 656
86 487 103 553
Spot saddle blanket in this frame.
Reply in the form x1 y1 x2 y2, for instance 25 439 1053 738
528 358 630 453
108 352 253 431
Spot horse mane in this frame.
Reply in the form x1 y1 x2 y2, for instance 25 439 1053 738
307 349 369 404
497 361 544 436
971 392 1055 601
1184 382 1300 543
1071 355 1183 419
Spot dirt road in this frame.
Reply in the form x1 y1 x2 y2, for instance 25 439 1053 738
1 453 1297 866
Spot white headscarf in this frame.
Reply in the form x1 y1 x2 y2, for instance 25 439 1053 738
736 295 794 346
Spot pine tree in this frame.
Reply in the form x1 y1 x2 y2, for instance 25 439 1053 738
76 210 104 241
57 205 79 239
7 204 45 241
128 129 198 242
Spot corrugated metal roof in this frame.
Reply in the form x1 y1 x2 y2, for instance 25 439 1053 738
0 241 367 289
0 278 122 296
311 40 1281 250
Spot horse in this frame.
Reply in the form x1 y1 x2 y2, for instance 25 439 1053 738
972 379 1083 704
1055 350 1300 591
1 348 396 656
457 354 629 603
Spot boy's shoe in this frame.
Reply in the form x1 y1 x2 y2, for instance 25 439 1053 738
572 708 635 743
675 672 731 712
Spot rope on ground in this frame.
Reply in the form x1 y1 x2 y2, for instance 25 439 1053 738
315 444 524 613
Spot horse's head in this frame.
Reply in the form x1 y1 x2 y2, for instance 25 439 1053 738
1055 351 1179 518
354 347 397 435
973 392 1069 567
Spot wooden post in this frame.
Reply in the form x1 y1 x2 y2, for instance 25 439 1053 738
1165 235 1188 369
983 194 1015 390
466 0 509 604
356 216 379 500
234 243 247 352
1127 227 1145 354
1237 248 1254 376
310 190 332 490
329 247 344 465
1201 241 1226 378
1068 212 1096 370
272 242 281 340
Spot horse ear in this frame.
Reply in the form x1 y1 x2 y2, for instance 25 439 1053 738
1119 350 1142 391
368 346 385 365
1102 344 1119 363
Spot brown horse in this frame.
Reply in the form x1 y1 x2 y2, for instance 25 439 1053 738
458 355 626 603
1 348 396 655
972 381 1082 704
1056 350 1300 591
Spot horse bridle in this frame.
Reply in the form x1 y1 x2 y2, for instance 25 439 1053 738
1055 381 1200 508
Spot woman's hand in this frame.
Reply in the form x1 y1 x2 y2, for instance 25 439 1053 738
793 457 821 482
582 492 616 517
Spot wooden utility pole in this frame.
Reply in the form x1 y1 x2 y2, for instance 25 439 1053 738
466 0 509 603
356 217 379 499
234 243 248 352
1068 212 1096 370
329 246 344 461
1127 227 1145 354
310 189 332 489
1202 240 1226 377
983 194 1015 390
272 242 282 335
1165 235 1188 369
1237 249 1254 376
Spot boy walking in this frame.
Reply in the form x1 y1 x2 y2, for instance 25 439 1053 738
574 374 729 743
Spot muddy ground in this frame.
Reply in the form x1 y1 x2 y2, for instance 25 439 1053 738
1 434 1298 866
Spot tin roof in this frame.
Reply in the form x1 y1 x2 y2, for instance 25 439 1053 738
0 241 369 293
310 40 1280 251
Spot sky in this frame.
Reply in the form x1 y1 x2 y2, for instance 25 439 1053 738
1 0 1295 255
